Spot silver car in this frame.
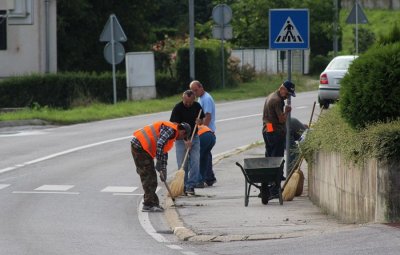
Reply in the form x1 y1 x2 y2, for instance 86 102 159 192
318 55 358 108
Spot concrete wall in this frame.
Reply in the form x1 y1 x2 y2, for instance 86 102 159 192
309 151 400 223
0 0 57 78
231 49 310 75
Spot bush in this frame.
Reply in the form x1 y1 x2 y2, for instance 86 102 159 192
0 72 126 109
309 55 331 75
301 107 400 164
339 42 400 129
155 73 179 98
175 39 234 91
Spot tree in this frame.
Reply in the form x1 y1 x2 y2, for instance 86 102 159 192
57 0 157 71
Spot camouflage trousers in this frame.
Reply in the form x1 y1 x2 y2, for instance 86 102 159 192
130 144 159 207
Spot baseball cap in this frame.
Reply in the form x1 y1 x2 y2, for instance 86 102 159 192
179 122 191 139
283 80 296 97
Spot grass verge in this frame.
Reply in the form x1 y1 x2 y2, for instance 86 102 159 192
0 74 318 125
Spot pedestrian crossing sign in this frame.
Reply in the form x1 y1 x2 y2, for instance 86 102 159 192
269 9 309 50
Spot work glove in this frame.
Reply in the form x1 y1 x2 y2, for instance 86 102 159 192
155 161 166 182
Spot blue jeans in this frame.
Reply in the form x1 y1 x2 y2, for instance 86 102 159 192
175 135 201 189
199 131 216 183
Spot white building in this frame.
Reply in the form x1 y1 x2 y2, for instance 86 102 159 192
0 0 57 78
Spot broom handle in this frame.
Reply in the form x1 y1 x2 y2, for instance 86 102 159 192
282 101 316 190
180 109 202 169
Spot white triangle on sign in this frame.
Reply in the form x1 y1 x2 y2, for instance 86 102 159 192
274 17 303 43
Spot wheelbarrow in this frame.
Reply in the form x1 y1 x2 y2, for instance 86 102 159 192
236 157 284 207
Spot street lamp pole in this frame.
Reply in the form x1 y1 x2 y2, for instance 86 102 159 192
189 0 195 80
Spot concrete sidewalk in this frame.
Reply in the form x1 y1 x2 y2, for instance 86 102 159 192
163 144 356 242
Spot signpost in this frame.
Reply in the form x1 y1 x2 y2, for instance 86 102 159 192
212 4 233 89
100 14 127 104
269 9 309 176
346 0 368 55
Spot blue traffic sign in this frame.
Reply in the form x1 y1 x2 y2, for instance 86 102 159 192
269 9 309 50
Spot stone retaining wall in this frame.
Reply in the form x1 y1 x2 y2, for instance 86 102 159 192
309 151 400 223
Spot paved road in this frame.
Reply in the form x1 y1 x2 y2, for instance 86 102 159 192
0 91 319 254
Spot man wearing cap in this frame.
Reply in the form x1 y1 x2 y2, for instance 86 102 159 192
261 80 295 201
131 121 191 212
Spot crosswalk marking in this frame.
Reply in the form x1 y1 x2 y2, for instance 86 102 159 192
35 185 74 191
0 184 10 190
1 184 160 196
101 186 137 193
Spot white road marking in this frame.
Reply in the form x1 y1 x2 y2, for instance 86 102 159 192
0 136 130 174
217 113 261 122
13 191 79 195
0 184 10 190
0 130 47 137
35 185 74 191
181 251 198 255
112 193 143 196
101 186 137 193
137 197 169 243
166 245 183 250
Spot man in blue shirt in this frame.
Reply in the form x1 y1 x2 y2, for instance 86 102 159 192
190 80 217 187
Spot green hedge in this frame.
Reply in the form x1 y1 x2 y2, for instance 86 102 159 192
302 107 400 164
339 42 400 128
176 39 232 91
0 72 126 109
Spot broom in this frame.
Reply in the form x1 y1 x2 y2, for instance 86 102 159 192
282 101 316 201
169 110 202 198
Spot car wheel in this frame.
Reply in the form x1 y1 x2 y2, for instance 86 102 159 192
323 102 330 109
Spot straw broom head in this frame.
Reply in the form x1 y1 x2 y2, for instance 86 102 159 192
168 169 185 197
282 170 300 201
295 169 304 196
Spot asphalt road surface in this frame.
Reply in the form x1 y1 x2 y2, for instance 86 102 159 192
0 91 319 255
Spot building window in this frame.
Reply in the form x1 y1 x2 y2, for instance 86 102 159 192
0 10 7 50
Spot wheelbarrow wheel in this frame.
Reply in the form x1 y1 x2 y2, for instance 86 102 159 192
261 183 269 205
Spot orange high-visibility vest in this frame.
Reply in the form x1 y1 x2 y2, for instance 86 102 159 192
133 121 178 158
197 125 212 136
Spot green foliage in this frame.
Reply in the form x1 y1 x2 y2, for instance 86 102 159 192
339 42 400 129
176 39 232 91
155 73 180 98
301 107 400 164
340 9 400 55
351 27 376 54
57 0 157 71
238 64 257 83
0 72 126 109
309 55 331 75
0 75 316 124
377 22 400 46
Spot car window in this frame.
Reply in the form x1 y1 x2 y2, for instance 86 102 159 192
327 58 354 70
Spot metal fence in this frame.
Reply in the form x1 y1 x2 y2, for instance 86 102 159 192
231 48 310 75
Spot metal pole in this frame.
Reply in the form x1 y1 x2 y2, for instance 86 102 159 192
189 0 195 80
220 9 225 88
355 0 359 55
285 50 292 177
333 0 338 56
45 0 50 73
111 16 117 104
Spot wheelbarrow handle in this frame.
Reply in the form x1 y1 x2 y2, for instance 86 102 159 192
235 162 244 170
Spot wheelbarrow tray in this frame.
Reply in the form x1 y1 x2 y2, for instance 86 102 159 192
236 157 284 206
